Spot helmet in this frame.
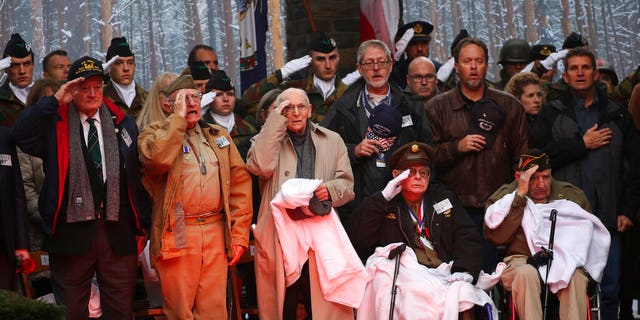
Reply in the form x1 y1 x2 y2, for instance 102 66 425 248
499 38 531 65
596 59 619 86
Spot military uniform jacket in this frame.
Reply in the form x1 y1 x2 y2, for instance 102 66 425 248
241 70 348 123
0 82 26 127
351 182 483 282
103 82 148 118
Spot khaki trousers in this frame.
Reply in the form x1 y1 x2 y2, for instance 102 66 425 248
156 219 227 320
501 255 588 320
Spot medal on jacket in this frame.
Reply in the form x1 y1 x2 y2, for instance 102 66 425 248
183 144 191 160
405 199 433 249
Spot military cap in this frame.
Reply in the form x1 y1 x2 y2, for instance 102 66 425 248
451 29 470 55
162 75 197 96
389 142 433 169
369 102 402 138
308 31 337 54
499 38 531 65
562 32 588 49
106 37 134 60
395 21 434 43
530 44 556 61
596 59 619 86
206 69 234 92
68 56 110 82
188 61 211 81
3 33 33 59
518 149 551 172
467 98 506 148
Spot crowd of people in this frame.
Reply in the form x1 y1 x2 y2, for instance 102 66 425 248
1 18 640 320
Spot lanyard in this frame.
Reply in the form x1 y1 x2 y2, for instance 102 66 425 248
360 88 392 118
405 198 430 239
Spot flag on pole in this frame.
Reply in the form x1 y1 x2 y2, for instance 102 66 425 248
359 0 400 50
239 0 268 93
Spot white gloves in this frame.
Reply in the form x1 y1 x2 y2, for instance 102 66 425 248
382 169 410 201
521 61 535 73
0 56 11 71
0 57 10 87
448 272 473 283
437 57 456 82
102 55 120 73
201 91 216 109
280 55 312 80
341 70 361 86
394 28 415 61
541 49 569 70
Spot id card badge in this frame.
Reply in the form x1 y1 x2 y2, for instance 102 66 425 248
214 136 230 148
419 234 434 250
433 198 453 215
120 128 133 147
376 152 386 168
0 154 11 166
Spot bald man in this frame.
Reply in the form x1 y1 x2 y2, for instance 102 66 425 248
405 57 438 110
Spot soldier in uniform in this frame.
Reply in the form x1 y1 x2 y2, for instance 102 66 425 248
495 38 531 90
390 21 440 89
103 37 148 118
529 44 557 84
241 31 352 123
0 33 35 127
202 70 257 159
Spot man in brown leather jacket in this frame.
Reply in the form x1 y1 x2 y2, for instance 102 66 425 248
425 37 528 272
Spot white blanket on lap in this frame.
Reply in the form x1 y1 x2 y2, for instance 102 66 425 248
357 243 503 320
271 178 369 308
485 192 611 293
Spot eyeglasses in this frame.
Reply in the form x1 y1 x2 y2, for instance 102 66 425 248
408 168 430 178
168 93 202 105
283 104 310 115
360 60 391 70
409 74 437 82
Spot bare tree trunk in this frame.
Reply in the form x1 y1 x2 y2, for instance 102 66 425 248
560 0 571 37
29 0 45 61
146 0 157 80
583 0 597 53
189 0 203 45
484 0 498 77
429 0 444 59
574 0 586 36
82 0 90 54
600 0 613 63
154 0 167 71
222 0 236 74
606 0 624 73
523 0 538 42
450 0 463 36
504 0 518 37
57 0 65 46
100 0 112 53
206 0 217 45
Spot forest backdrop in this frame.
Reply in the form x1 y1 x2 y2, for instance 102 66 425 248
0 0 638 89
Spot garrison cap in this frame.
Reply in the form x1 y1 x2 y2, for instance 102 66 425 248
162 75 197 96
3 33 33 59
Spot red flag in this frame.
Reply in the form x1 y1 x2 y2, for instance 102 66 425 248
360 0 400 49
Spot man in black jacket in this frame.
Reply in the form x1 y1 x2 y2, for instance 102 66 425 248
530 47 640 319
351 142 482 282
0 126 29 290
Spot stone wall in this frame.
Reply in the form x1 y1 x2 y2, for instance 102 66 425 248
285 0 360 75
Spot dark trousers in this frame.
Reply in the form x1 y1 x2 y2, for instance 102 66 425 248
0 251 17 291
465 206 498 273
283 262 311 320
50 221 137 320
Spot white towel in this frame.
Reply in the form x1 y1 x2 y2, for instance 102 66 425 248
270 178 369 308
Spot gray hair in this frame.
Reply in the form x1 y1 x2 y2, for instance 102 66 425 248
275 88 311 106
356 40 392 65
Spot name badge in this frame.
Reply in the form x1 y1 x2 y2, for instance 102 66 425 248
0 154 12 166
375 153 386 168
433 198 453 215
401 115 413 127
214 136 230 148
120 128 133 147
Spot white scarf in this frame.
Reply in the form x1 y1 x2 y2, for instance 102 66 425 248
9 81 34 105
313 75 335 100
112 80 136 108
211 111 235 133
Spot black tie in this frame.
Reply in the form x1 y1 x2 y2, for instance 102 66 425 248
86 118 103 181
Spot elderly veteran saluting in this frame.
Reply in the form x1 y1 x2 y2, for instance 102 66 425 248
138 75 252 319
484 149 610 320
13 56 150 319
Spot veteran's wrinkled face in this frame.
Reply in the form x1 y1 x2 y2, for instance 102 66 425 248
281 91 312 134
394 165 430 198
73 76 104 117
357 46 393 93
